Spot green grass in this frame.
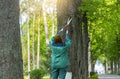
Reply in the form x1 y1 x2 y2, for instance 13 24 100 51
42 76 49 79
24 75 49 79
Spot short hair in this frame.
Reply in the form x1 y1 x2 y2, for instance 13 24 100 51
54 35 63 44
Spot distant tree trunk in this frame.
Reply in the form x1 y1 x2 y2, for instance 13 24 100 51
43 0 49 46
27 0 30 78
57 0 88 79
91 62 95 72
104 59 107 73
52 10 55 36
27 14 30 79
32 14 36 69
118 57 120 74
88 41 92 76
110 61 114 74
37 16 41 69
0 0 23 79
26 1 31 79
114 60 117 74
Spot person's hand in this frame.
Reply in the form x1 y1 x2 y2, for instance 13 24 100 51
66 29 68 34
57 17 72 34
66 34 69 40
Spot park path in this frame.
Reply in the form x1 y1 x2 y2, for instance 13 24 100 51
98 74 120 79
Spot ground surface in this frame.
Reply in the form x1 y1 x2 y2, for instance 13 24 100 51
98 74 120 79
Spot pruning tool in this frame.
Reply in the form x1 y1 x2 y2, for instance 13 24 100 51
57 17 72 35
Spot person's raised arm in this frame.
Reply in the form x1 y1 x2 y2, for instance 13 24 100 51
65 29 72 48
49 36 54 47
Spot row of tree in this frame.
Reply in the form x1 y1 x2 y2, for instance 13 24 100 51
83 0 120 74
1 0 119 79
20 0 120 79
20 0 57 78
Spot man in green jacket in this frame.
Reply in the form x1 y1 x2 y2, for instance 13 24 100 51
49 32 72 79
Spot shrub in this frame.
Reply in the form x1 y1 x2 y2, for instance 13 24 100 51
89 72 98 79
30 69 45 79
89 74 98 79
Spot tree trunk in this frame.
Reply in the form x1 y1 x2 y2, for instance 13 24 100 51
82 12 89 79
88 41 91 76
32 13 36 69
27 14 30 79
91 61 95 72
114 60 117 74
27 0 31 79
43 0 49 46
52 10 55 36
110 61 114 74
57 0 88 79
0 0 23 79
37 16 41 69
118 56 120 74
104 59 107 74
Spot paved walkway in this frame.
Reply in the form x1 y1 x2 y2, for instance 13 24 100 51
98 74 120 79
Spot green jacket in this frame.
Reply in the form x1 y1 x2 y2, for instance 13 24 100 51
49 35 72 68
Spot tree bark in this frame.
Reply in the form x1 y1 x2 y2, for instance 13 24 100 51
57 0 89 79
82 12 89 79
0 0 23 79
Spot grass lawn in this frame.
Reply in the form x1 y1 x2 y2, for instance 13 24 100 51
24 75 49 79
43 76 49 79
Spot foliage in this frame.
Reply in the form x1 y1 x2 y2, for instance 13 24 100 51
89 72 98 79
79 0 120 69
89 74 98 79
30 69 45 79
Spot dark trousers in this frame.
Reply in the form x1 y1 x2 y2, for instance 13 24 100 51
52 67 68 79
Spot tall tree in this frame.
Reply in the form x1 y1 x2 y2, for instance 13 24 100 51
0 0 23 79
